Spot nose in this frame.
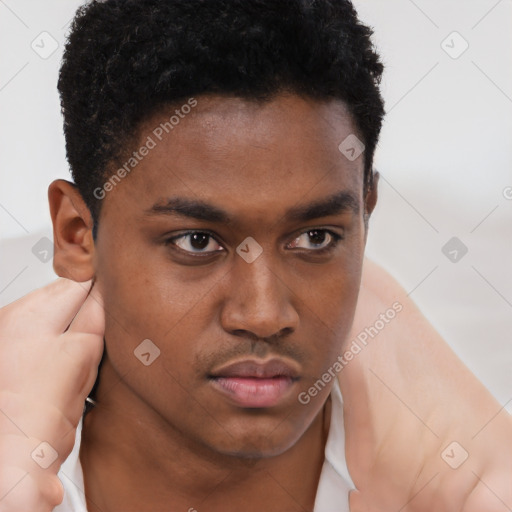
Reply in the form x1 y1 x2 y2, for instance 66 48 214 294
220 254 300 340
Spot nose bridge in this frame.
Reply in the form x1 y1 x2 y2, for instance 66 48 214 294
221 251 299 338
242 255 280 305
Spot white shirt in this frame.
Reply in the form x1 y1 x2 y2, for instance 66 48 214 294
54 379 354 511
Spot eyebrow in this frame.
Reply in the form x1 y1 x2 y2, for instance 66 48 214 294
285 190 360 221
144 190 360 223
145 197 229 223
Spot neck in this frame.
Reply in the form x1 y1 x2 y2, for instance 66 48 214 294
79 359 331 512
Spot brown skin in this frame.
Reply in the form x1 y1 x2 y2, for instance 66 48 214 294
49 94 378 512
48 92 512 511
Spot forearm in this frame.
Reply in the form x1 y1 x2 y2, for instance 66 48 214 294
0 279 104 512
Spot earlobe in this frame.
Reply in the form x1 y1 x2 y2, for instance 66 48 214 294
48 179 96 282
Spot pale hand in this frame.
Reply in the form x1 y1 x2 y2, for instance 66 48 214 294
343 259 512 511
0 279 104 512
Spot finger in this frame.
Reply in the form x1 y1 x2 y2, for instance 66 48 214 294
1 278 93 336
66 282 105 336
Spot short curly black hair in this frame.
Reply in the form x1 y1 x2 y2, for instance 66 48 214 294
58 0 385 232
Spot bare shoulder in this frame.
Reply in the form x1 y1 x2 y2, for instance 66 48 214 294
339 258 512 511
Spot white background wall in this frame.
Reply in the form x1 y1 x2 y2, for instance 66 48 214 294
1 1 511 408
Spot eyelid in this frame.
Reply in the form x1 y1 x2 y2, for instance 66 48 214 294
165 230 225 254
285 227 344 251
163 227 343 257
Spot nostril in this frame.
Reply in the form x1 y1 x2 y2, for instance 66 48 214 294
230 327 294 343
231 329 259 341
278 326 294 338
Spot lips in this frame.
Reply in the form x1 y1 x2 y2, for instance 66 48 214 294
209 358 300 408
210 359 299 379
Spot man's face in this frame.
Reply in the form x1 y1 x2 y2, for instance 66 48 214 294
93 94 371 458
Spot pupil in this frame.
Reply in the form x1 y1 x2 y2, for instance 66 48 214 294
191 233 209 249
308 230 326 245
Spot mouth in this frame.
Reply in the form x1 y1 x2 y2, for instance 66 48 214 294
208 359 300 408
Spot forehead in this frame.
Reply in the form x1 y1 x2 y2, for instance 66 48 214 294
100 94 365 224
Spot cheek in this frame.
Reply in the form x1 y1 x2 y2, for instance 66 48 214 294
96 228 215 327
94 236 216 382
289 260 363 377
93 246 215 432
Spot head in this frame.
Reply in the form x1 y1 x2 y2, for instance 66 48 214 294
50 0 385 458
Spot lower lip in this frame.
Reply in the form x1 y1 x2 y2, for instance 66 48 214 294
210 376 296 408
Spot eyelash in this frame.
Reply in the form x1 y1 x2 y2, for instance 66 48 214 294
164 230 222 257
287 229 343 254
164 228 344 257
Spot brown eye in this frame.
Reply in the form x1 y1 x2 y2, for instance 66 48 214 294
288 229 341 251
170 232 224 254
306 230 327 246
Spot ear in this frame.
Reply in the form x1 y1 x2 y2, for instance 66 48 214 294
365 170 379 215
48 179 96 282
363 170 379 233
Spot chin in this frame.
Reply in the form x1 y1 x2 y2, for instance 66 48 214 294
202 420 304 460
